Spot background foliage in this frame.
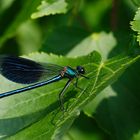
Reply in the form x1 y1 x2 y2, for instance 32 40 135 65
0 0 140 140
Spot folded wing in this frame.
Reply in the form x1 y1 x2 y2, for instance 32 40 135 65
0 55 63 84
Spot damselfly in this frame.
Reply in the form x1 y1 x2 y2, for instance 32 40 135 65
0 55 88 110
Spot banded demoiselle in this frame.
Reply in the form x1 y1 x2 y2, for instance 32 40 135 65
0 55 88 110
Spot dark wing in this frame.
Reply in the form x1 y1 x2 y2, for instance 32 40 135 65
0 55 63 84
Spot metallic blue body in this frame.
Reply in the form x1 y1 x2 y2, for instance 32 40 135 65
65 67 77 78
0 67 79 98
0 75 62 98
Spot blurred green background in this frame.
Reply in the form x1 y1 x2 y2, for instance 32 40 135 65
0 0 137 56
0 0 139 140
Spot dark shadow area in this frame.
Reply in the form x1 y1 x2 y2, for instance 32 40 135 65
40 26 89 55
69 112 111 140
0 0 22 37
94 59 140 140
0 38 20 55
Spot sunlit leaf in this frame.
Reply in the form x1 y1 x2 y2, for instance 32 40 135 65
67 32 116 60
0 51 139 139
131 7 140 45
31 0 68 19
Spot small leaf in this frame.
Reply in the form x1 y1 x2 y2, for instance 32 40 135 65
131 7 140 45
31 0 68 19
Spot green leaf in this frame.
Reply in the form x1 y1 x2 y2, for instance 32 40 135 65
42 31 116 58
84 59 140 140
131 7 140 45
67 32 117 60
0 51 139 140
31 0 68 19
80 8 140 140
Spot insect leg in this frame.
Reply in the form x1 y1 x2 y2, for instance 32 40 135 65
74 78 83 91
59 79 72 112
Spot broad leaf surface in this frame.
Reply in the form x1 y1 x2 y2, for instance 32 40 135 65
0 51 139 140
67 32 116 60
84 59 140 140
82 7 140 140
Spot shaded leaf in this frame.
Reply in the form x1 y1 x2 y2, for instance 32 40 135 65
41 27 89 55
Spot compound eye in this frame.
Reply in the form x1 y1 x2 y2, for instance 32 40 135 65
76 66 85 74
